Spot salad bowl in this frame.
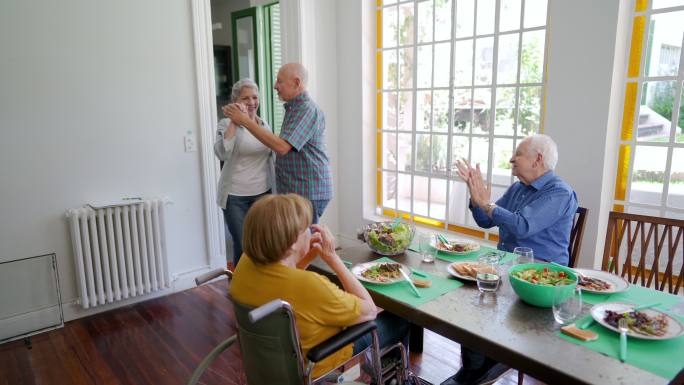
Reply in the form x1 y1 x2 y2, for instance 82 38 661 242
360 221 415 256
508 263 578 308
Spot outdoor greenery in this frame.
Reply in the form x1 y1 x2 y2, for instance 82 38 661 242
645 82 684 134
633 170 684 184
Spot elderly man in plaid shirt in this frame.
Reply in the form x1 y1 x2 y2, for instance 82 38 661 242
225 63 332 223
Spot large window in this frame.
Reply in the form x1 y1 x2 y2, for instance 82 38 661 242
377 0 548 238
614 0 684 219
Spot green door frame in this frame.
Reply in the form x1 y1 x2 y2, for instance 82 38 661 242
231 7 260 87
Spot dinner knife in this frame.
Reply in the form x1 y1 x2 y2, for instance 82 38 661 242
399 268 422 298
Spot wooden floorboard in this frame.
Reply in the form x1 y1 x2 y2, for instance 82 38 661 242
0 281 546 385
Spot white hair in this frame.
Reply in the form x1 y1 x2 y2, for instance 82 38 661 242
231 78 259 102
524 134 558 170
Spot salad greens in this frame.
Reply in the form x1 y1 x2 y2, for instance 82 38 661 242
366 222 413 255
512 267 575 286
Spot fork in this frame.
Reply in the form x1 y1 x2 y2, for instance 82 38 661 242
618 318 628 363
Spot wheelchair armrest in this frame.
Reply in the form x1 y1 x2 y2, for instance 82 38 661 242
306 320 377 363
195 268 232 286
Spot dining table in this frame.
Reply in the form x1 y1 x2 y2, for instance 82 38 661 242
308 235 684 385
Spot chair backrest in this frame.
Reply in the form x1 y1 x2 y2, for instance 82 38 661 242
230 297 306 385
568 206 588 268
601 211 684 294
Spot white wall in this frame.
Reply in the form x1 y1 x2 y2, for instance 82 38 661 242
0 0 209 321
334 0 630 267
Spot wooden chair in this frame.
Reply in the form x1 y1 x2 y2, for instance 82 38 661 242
601 211 684 294
568 206 588 268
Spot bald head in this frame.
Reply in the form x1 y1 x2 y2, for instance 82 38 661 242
275 63 308 101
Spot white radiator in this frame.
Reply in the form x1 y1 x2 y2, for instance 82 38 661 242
66 199 170 309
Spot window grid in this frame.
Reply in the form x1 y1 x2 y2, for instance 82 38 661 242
614 0 684 217
377 0 548 237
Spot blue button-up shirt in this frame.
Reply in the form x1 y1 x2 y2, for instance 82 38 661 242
470 171 578 265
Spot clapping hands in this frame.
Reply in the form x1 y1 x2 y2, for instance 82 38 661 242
455 158 492 208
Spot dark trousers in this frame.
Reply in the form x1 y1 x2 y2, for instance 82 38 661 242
222 190 270 265
311 199 330 224
352 311 410 355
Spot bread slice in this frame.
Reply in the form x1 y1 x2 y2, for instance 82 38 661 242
561 325 598 341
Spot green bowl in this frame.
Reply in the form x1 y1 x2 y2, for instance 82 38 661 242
508 263 578 308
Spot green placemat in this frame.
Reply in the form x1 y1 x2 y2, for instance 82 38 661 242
360 257 463 307
558 314 684 379
435 246 517 264
582 284 683 311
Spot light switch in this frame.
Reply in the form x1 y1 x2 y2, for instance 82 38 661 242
184 134 197 152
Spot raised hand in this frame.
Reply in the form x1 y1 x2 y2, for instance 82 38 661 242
467 163 492 208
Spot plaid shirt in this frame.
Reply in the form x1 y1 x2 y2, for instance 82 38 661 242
276 92 333 200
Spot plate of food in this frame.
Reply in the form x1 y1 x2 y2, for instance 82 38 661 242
447 262 492 282
590 302 684 340
432 238 480 255
351 262 411 285
574 269 629 294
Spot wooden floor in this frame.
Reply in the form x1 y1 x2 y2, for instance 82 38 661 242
0 281 545 385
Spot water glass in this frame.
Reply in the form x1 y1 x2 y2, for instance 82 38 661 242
513 247 534 264
552 286 583 325
418 233 436 263
476 254 500 293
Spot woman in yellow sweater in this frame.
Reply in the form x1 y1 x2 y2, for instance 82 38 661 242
230 194 408 378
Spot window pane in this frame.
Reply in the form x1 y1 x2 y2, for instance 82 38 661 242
383 132 397 170
435 0 453 41
383 171 397 208
456 0 474 38
669 148 684 208
416 90 432 132
399 3 415 45
492 138 513 184
630 145 667 205
398 133 413 171
518 86 541 136
653 0 684 8
433 90 450 132
430 178 447 219
383 6 398 47
454 39 474 86
472 137 490 179
499 0 521 32
383 0 398 5
434 42 451 87
383 50 398 89
645 11 684 77
520 30 545 83
453 89 472 133
414 175 429 216
399 48 414 88
638 81 677 142
398 91 414 131
476 0 495 36
383 91 398 130
474 37 494 85
472 88 492 135
451 135 470 166
432 134 448 175
415 134 431 172
398 173 412 212
497 33 519 84
523 0 547 29
495 87 516 135
448 180 469 224
679 83 684 144
417 1 434 43
417 45 433 88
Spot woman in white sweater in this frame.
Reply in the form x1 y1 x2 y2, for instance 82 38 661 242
214 78 276 266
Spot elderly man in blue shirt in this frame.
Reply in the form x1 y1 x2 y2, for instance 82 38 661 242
442 134 578 385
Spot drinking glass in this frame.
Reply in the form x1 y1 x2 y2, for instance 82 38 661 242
476 254 500 293
513 247 534 264
418 233 436 263
552 286 583 325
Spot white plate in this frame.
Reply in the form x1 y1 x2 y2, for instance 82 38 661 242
432 238 480 255
351 262 411 285
590 302 684 340
446 262 478 282
575 269 630 294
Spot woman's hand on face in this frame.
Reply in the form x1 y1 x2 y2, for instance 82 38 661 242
310 224 337 262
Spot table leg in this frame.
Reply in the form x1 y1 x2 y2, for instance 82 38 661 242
409 323 424 353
